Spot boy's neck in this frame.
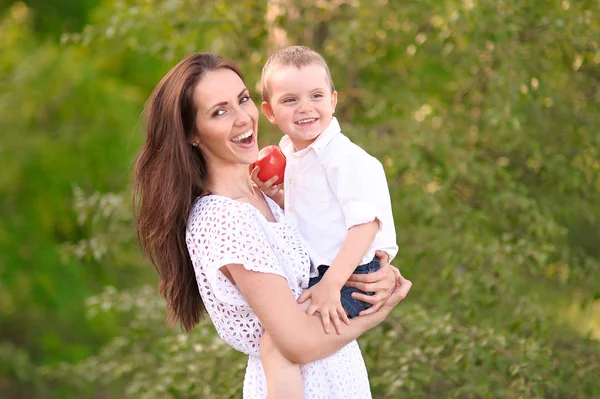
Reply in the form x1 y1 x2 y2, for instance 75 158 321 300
289 135 320 152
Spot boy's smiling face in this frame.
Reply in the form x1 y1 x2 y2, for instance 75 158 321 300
261 63 337 151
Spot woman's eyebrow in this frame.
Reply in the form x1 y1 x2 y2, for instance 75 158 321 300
207 89 248 112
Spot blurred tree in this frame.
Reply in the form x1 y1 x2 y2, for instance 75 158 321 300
2 0 600 398
0 0 101 37
0 4 149 397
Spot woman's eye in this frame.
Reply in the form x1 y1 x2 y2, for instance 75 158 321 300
213 109 225 117
240 95 250 104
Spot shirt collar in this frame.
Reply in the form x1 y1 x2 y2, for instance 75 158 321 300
311 117 341 154
279 117 341 157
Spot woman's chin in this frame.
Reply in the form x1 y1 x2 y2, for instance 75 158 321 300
242 155 258 168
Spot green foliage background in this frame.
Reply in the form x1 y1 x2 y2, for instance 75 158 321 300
1 0 599 398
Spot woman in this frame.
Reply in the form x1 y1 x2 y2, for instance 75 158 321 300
133 52 411 398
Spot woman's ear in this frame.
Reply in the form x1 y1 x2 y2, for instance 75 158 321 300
261 101 278 124
188 131 202 147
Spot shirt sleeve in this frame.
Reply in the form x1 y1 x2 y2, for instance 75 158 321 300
186 199 288 307
322 141 391 231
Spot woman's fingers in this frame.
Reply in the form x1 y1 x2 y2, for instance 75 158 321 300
345 280 387 292
347 269 385 284
384 266 398 297
357 301 384 316
351 291 385 305
345 280 369 291
374 250 390 265
387 275 412 306
352 273 413 317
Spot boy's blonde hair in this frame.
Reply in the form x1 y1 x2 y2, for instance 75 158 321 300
261 46 335 102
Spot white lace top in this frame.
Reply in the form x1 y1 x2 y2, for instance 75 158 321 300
186 194 372 398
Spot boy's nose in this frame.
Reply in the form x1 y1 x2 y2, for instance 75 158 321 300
297 99 310 113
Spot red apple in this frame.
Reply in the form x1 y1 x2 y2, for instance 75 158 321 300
251 145 286 186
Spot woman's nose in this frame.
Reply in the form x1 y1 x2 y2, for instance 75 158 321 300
234 108 252 126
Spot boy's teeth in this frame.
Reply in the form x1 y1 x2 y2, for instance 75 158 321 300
231 130 253 142
297 118 316 125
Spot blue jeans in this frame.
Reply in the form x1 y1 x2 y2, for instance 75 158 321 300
308 257 380 318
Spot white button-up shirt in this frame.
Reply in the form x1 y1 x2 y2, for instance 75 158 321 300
279 117 398 269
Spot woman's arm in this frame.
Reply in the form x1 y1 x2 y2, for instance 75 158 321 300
226 263 397 364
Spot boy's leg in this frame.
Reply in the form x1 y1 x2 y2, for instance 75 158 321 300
309 261 380 318
260 331 303 399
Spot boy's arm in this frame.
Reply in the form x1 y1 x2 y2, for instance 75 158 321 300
298 144 392 333
319 220 379 288
298 220 379 334
271 189 285 209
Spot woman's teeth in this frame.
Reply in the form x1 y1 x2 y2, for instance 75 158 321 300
231 130 253 143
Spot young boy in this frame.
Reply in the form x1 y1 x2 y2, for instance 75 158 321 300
252 46 398 397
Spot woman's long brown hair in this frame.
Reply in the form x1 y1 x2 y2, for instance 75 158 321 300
133 53 244 331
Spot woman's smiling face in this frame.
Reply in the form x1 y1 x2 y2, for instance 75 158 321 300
193 68 260 167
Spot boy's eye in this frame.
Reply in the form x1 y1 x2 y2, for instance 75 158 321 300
312 93 324 99
282 97 296 104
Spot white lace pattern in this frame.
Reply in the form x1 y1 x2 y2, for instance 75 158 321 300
186 194 372 398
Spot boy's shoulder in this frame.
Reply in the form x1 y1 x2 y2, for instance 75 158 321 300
278 133 289 148
322 131 383 169
278 135 294 157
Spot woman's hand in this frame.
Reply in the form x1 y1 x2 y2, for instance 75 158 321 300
379 269 412 314
356 268 411 324
344 250 400 316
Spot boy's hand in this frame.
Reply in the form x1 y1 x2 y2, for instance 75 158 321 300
250 166 282 199
297 281 349 335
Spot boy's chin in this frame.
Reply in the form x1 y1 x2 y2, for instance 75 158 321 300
296 134 320 143
287 129 320 141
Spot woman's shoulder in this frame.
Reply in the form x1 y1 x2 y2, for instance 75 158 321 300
187 194 260 235
190 194 249 219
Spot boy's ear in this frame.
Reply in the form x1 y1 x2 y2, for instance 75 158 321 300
261 101 277 124
331 90 338 113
